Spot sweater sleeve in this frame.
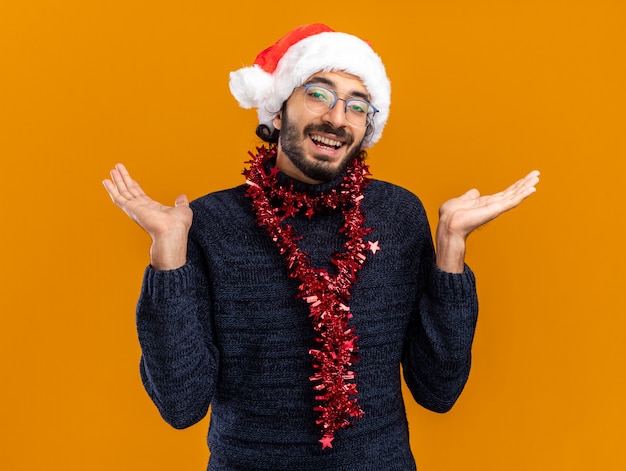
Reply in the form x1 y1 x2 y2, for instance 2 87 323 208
136 239 219 429
402 248 479 413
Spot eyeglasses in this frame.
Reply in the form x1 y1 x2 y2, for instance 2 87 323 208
301 84 378 128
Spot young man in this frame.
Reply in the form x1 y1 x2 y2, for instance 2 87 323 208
103 24 539 470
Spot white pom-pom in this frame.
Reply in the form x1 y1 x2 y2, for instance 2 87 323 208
229 65 274 109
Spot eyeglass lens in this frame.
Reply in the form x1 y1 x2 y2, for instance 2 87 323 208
303 85 374 127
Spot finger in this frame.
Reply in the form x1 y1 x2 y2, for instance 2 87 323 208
515 170 540 189
511 170 540 195
459 188 480 200
103 176 136 210
174 194 189 207
102 178 123 203
109 166 130 196
115 163 143 196
501 173 540 208
112 163 148 199
500 170 540 199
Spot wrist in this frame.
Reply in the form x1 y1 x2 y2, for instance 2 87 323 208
435 230 466 273
149 231 188 270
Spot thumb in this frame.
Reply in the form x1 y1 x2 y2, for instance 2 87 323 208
460 188 480 200
174 194 189 207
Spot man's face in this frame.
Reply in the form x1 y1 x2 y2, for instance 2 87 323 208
272 71 370 184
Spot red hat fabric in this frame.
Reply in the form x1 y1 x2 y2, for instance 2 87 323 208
254 24 334 74
229 24 391 148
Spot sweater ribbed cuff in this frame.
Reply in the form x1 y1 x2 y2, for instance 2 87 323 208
141 263 194 302
429 263 477 305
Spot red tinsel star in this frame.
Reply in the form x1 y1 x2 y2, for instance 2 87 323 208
319 435 334 449
368 240 381 254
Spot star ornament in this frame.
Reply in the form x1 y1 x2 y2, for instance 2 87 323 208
319 435 334 449
368 240 381 254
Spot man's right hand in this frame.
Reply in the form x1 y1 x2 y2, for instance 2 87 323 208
102 163 192 270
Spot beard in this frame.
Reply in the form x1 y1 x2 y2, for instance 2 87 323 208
278 107 364 183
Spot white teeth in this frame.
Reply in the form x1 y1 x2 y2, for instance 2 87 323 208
311 135 342 148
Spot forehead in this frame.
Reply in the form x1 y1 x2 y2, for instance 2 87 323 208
303 71 369 97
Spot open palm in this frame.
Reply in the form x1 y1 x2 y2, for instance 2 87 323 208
438 170 540 240
103 163 193 239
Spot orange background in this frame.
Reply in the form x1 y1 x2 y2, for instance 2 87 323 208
1 1 625 470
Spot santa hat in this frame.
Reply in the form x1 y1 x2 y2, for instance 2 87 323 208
229 24 391 148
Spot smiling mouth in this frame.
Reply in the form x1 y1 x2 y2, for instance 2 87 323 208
310 134 344 150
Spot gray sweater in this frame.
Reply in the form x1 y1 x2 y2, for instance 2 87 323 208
136 174 479 470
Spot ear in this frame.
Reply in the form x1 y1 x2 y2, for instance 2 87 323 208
272 111 282 130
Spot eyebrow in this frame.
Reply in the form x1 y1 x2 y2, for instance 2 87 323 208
305 76 371 102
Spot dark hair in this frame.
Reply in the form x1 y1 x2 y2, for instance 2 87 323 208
364 119 375 142
255 124 280 144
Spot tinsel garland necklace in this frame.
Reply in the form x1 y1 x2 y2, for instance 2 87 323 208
243 144 375 449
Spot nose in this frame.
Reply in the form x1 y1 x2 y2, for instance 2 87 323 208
322 99 349 127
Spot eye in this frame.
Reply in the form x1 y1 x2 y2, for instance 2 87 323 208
307 86 333 104
347 100 369 114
